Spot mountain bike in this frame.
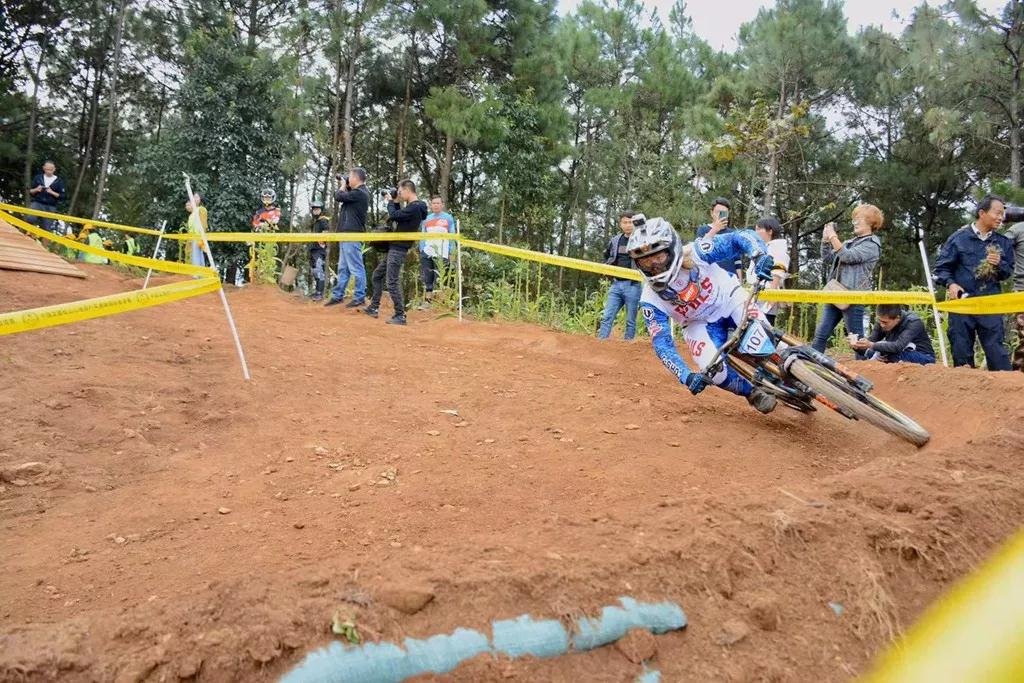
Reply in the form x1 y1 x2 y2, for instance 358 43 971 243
701 281 930 446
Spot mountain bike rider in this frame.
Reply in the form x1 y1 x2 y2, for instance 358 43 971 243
628 215 779 414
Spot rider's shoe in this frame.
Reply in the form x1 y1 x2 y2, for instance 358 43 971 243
747 387 777 414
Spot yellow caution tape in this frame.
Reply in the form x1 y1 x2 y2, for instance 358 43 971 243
934 291 1024 315
0 210 215 278
0 277 221 336
0 202 163 236
5 204 1021 316
462 238 641 280
0 203 456 243
759 289 936 305
862 529 1024 683
0 209 222 337
157 231 453 243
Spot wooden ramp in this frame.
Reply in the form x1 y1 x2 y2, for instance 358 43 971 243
0 220 86 279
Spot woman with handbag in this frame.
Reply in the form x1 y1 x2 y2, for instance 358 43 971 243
811 204 883 358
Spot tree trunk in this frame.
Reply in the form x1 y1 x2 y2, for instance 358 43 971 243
341 19 362 169
763 80 786 214
439 132 454 204
329 41 344 220
155 82 166 144
396 50 413 178
70 10 109 216
23 37 47 205
246 0 259 54
91 0 129 220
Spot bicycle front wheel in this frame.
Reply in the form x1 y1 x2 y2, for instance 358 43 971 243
788 359 930 447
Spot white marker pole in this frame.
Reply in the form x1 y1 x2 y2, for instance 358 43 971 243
917 228 949 367
183 174 252 380
456 219 464 322
142 220 167 290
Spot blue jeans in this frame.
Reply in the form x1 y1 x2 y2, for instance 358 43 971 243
948 312 1010 370
812 303 866 359
874 349 935 365
598 280 641 340
311 251 326 297
27 201 57 233
190 241 207 268
331 241 366 301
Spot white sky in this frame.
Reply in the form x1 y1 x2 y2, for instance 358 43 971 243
558 0 1009 51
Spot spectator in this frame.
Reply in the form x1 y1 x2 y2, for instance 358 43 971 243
851 304 935 365
365 179 427 325
933 194 1015 370
811 204 883 358
123 234 139 256
1004 215 1024 370
308 200 330 301
746 216 790 325
325 167 370 308
26 161 67 234
598 210 642 340
418 195 457 308
77 225 108 265
696 197 742 278
251 188 281 231
185 194 209 268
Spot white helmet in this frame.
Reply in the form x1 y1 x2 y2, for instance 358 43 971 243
261 188 276 203
627 216 682 291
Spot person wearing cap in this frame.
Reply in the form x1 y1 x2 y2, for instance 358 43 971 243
308 200 330 301
78 225 108 264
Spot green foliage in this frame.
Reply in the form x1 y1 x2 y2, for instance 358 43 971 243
3 0 1022 323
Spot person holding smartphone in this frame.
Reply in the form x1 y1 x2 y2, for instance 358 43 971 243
811 205 884 358
695 197 743 279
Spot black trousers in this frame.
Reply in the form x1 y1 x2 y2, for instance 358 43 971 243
370 246 410 316
420 254 450 293
948 312 1010 370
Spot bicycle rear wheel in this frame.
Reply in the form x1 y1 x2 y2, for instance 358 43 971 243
788 359 930 447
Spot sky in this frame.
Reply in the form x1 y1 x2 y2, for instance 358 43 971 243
557 0 1009 52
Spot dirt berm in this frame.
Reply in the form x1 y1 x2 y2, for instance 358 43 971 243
2 265 1022 682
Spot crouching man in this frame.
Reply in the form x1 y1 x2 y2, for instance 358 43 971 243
852 304 936 365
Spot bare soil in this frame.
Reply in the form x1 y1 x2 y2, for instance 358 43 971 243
2 265 1022 682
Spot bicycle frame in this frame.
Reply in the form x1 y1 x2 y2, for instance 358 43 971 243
700 281 875 412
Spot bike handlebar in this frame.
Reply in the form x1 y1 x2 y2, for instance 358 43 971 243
700 278 767 380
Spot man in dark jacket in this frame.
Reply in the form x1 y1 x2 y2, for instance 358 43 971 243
1005 216 1024 370
852 305 935 365
325 167 370 308
308 200 330 301
598 210 642 340
695 197 742 277
26 160 67 235
932 195 1015 370
365 179 427 326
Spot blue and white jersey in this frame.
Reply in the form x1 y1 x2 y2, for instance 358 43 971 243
639 230 767 392
639 230 765 328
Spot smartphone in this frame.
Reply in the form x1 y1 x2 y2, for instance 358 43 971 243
718 209 728 220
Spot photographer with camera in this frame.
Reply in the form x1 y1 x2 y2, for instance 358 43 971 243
933 194 1015 370
364 179 427 326
324 167 370 308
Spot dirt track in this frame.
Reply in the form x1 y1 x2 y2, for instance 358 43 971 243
2 265 1023 682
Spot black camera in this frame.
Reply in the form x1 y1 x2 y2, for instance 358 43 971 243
1005 205 1024 224
381 187 397 199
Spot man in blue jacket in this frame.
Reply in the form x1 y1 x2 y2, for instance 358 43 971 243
932 194 1016 370
26 161 67 235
